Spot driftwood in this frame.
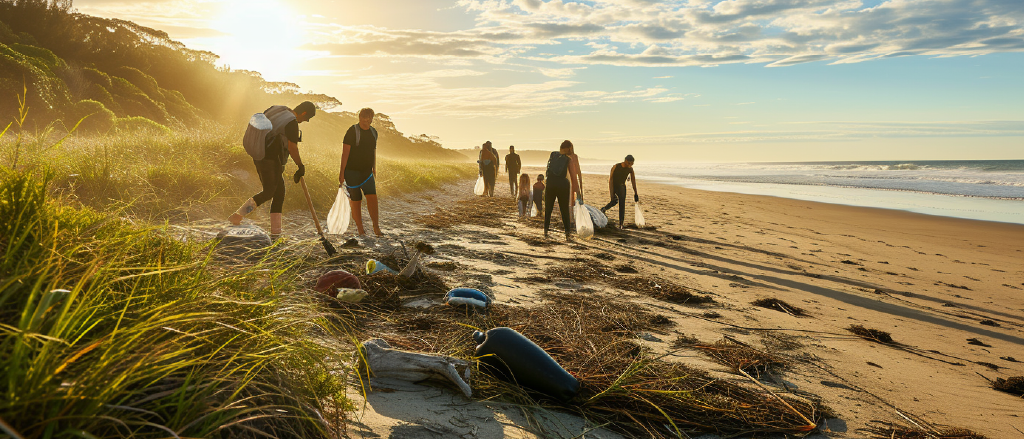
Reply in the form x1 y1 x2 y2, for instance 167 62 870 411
356 339 472 398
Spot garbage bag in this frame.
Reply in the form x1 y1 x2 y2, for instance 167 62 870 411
473 176 485 196
473 327 580 402
634 201 647 228
583 204 607 228
530 203 538 217
576 203 594 240
326 188 351 234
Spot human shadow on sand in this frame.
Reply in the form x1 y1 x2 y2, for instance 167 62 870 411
589 235 1024 347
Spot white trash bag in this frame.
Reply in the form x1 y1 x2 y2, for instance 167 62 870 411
576 203 595 240
326 188 351 234
634 201 647 228
473 176 485 196
584 204 608 228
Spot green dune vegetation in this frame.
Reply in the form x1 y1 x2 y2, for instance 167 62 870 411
0 1 474 437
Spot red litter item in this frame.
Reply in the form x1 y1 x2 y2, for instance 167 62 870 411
314 270 361 297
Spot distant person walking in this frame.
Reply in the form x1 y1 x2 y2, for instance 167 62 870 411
478 141 499 197
532 174 545 215
544 140 581 242
339 108 383 236
601 155 639 229
229 101 316 235
517 173 531 218
506 145 522 196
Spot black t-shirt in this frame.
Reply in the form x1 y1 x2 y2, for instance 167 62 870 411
612 163 631 187
343 124 376 173
506 153 521 173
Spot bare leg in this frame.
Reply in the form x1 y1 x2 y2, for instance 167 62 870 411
366 194 383 236
350 200 365 235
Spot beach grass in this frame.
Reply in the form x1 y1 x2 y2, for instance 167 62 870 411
0 168 352 437
2 125 475 221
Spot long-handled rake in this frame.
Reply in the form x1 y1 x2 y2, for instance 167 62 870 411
299 177 338 257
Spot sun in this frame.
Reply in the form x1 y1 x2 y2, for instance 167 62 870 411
210 0 305 80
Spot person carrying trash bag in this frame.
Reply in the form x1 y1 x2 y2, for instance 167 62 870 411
339 108 383 236
478 141 499 197
516 173 531 218
230 101 316 235
544 140 581 242
601 155 639 229
505 145 522 196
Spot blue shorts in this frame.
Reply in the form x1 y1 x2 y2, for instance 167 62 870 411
344 170 376 201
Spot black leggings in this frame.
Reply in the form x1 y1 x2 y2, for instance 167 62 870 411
252 159 285 214
508 172 519 196
602 185 627 225
544 180 571 236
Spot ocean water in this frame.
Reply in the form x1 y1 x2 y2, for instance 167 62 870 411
582 160 1024 225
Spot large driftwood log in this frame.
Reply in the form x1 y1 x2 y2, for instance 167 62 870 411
356 339 472 398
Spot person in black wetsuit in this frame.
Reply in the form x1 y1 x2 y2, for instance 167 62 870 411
601 155 638 229
229 101 316 235
544 140 581 242
340 108 383 236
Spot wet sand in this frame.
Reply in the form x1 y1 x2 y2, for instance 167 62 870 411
269 171 1024 438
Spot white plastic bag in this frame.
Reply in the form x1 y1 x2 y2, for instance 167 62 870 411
473 176 485 196
634 202 647 228
326 188 351 234
531 203 538 217
576 203 595 240
584 204 607 228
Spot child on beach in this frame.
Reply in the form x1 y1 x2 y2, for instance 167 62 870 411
532 174 545 216
517 174 531 218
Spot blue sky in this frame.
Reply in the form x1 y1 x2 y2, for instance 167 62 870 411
75 0 1024 161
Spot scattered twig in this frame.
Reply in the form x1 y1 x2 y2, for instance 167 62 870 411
737 368 815 429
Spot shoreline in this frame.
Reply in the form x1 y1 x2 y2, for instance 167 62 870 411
520 164 1024 226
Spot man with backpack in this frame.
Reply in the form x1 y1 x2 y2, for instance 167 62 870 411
230 101 316 235
478 141 499 197
505 145 522 196
339 107 383 236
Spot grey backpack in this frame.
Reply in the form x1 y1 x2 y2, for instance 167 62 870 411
352 124 378 146
242 106 296 160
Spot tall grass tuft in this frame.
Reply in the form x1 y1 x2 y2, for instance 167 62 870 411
2 125 475 221
0 168 351 438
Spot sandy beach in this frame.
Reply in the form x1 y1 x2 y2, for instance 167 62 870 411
256 170 1024 438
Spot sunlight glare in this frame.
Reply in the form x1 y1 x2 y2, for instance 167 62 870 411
210 0 305 81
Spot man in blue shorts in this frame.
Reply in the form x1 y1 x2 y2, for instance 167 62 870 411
339 108 383 236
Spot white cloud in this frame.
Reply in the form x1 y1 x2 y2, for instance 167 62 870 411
575 120 1024 145
325 68 675 118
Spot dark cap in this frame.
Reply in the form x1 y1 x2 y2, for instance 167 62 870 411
625 155 634 162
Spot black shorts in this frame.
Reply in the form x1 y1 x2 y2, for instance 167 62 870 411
344 169 376 201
